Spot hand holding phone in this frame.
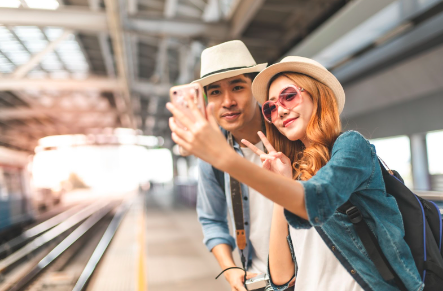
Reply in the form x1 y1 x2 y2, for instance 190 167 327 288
170 83 206 156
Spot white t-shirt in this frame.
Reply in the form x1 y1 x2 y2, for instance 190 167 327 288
289 227 364 291
241 142 274 274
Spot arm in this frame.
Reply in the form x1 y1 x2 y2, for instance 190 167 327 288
269 204 295 285
220 151 308 219
196 159 235 251
240 139 296 285
168 100 308 220
197 159 257 290
213 244 257 290
168 100 373 225
220 131 374 226
285 131 374 226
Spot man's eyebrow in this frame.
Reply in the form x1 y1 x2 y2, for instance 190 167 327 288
206 83 221 90
229 78 248 85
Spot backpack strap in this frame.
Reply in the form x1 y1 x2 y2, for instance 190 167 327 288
337 201 408 291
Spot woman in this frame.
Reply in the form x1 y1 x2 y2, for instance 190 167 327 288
167 56 422 291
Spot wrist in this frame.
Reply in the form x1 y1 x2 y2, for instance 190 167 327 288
216 148 237 172
223 266 244 281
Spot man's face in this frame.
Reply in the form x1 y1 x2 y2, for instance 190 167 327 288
206 75 258 133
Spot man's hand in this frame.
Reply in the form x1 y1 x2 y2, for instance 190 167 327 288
224 269 258 291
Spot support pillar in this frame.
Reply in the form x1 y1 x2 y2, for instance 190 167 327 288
410 133 431 190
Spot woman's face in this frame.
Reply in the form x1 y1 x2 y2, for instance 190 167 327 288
267 75 314 142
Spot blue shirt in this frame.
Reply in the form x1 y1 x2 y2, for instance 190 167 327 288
271 131 423 291
196 128 256 269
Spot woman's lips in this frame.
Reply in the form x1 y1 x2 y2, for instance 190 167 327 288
283 117 298 127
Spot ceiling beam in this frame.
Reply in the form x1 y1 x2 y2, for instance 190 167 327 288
128 0 138 15
127 17 228 39
230 0 265 38
12 91 69 134
0 7 108 32
98 33 116 77
88 0 101 11
12 29 73 79
0 133 35 152
342 43 443 118
0 79 171 94
283 0 396 58
138 0 163 10
164 0 178 18
153 37 170 83
0 8 229 38
0 107 119 120
133 82 171 96
202 0 221 22
130 34 139 81
334 6 443 84
104 0 134 128
0 77 122 91
177 41 204 84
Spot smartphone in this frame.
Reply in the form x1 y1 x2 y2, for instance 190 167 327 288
169 83 206 128
170 83 206 156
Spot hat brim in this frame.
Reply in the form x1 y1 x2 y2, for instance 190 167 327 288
252 61 345 114
192 63 267 87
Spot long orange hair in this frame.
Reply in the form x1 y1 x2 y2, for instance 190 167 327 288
265 72 341 181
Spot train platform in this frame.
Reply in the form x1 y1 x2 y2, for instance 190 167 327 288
87 189 443 291
1 188 439 291
88 192 230 291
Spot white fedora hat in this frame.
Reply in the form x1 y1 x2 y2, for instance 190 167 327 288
252 56 345 114
192 40 267 87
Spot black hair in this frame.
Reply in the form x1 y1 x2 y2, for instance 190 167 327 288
243 72 259 81
203 72 259 94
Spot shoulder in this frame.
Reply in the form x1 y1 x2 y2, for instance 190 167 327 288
333 131 375 155
198 158 216 176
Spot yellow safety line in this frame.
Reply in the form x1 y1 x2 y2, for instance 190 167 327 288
137 202 147 291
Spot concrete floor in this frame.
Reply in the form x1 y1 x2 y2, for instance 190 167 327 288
145 207 231 291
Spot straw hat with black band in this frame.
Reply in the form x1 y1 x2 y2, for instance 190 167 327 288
251 56 345 114
192 40 267 87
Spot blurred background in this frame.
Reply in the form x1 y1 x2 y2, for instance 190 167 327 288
0 0 441 290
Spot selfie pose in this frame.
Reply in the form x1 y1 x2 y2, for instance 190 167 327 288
167 56 423 291
188 40 276 291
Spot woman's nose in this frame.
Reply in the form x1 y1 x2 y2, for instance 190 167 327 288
278 104 289 118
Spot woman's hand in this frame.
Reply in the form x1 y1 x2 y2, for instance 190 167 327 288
166 95 235 169
241 132 293 178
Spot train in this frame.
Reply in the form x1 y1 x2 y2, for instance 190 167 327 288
0 147 62 238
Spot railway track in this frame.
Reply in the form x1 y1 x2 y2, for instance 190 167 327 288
0 198 131 291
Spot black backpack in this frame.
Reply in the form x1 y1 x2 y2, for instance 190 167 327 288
339 159 443 290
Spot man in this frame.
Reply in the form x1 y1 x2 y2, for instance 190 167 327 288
192 40 274 291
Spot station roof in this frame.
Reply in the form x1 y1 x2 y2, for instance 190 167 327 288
0 0 442 151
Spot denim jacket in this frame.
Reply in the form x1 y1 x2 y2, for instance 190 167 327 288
270 131 423 291
196 128 256 269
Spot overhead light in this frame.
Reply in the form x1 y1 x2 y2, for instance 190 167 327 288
0 0 21 8
25 0 59 10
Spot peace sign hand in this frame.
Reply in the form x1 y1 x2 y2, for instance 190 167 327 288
241 131 293 178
